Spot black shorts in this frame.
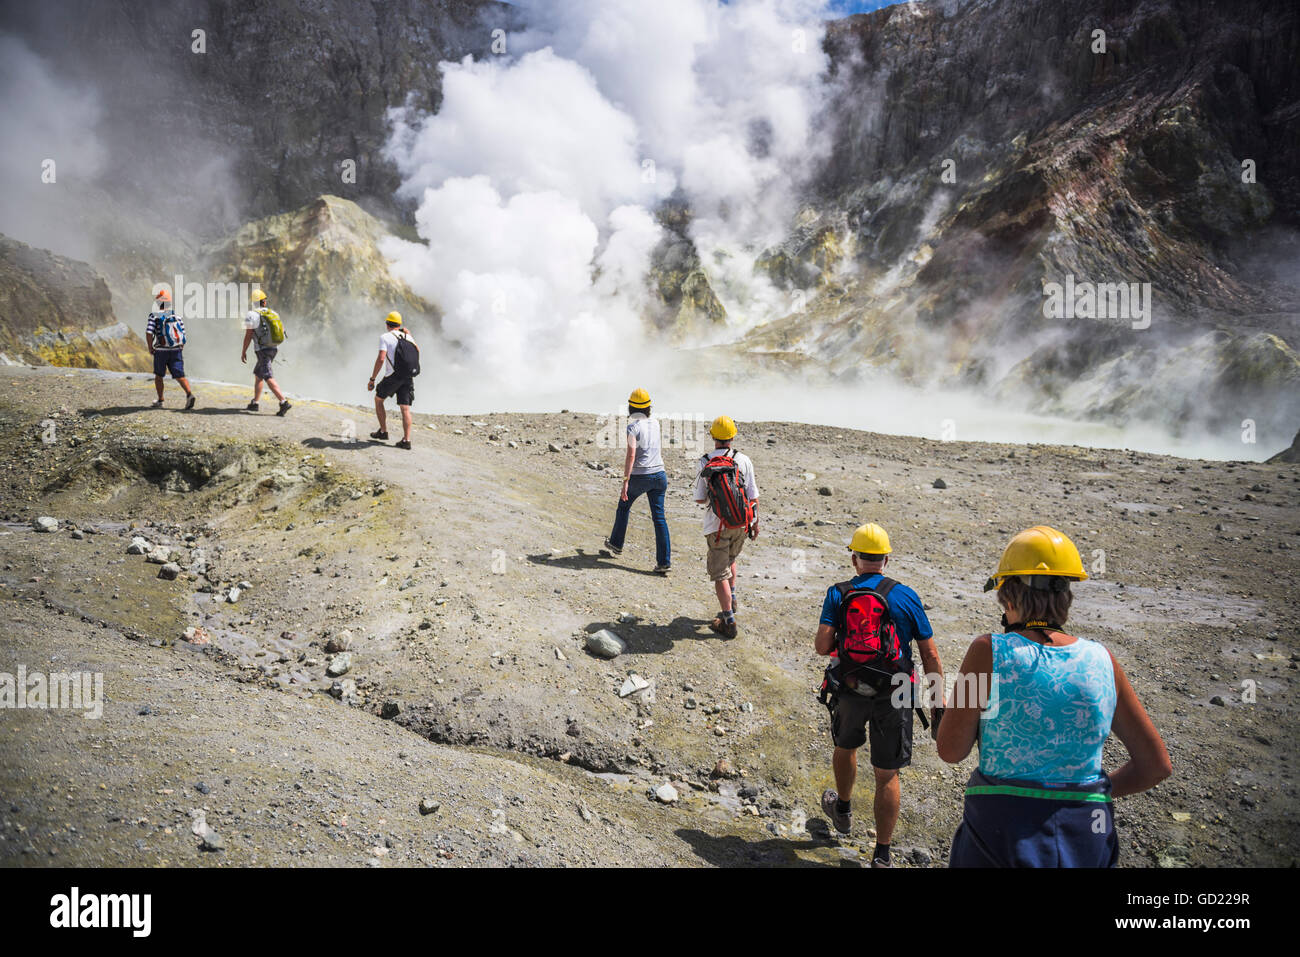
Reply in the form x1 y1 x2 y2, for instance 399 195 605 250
830 688 914 770
375 375 414 406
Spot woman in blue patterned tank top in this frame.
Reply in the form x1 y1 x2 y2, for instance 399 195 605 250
936 526 1171 867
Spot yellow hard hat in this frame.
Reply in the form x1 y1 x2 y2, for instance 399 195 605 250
984 525 1088 592
251 289 267 302
709 415 737 441
628 388 651 409
849 522 891 555
385 311 402 325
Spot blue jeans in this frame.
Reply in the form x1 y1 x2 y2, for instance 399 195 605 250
609 471 670 567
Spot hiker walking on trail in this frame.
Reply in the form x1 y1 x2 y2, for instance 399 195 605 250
241 289 291 415
936 525 1171 867
145 288 195 409
693 415 758 639
815 522 943 868
367 311 419 450
604 388 671 574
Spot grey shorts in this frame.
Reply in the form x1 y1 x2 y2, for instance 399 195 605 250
253 347 277 381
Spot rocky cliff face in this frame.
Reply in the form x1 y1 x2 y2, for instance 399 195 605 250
1 0 513 226
202 195 437 332
740 0 1300 439
0 237 148 371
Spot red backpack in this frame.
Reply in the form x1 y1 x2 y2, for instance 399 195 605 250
700 450 753 541
833 578 910 692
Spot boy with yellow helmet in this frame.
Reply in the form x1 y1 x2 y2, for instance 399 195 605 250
937 525 1171 867
692 415 758 638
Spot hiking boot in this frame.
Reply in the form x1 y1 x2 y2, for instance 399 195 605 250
708 616 738 640
246 401 259 412
151 399 164 409
653 563 671 576
369 429 389 440
395 439 411 450
602 538 622 557
277 400 291 416
185 394 196 410
821 789 851 835
871 855 892 868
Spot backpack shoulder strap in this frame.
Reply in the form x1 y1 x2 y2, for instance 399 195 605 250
875 577 898 599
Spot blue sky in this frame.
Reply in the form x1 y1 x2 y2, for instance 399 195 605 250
827 0 909 13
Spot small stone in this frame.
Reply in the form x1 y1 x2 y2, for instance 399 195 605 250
554 647 567 661
618 674 650 698
381 701 400 719
71 530 85 540
226 587 241 603
126 539 148 555
324 631 352 654
1170 811 1191 822
818 486 833 496
146 545 172 564
932 478 947 489
33 516 58 533
907 847 933 865
655 783 679 804
195 782 210 795
326 653 353 677
199 832 225 852
586 629 626 659
418 798 441 815
1210 695 1226 706
157 562 181 581
182 626 210 645
711 759 737 779
329 679 357 700
547 442 562 453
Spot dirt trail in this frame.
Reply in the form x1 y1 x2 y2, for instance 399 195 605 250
1 366 1297 867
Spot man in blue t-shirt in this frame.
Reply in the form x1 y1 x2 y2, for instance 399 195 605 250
814 522 944 868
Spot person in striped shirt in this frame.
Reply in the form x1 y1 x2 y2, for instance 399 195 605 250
145 289 195 409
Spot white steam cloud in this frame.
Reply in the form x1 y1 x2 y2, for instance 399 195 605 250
0 34 105 260
381 0 834 393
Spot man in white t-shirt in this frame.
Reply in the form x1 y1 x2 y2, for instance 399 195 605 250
366 311 417 450
693 415 759 639
603 388 671 573
240 289 290 415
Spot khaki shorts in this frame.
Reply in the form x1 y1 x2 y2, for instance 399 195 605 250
705 526 748 581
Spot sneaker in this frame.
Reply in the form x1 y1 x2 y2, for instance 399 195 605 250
150 399 164 409
602 538 622 557
708 616 738 640
395 439 411 450
821 789 851 835
871 856 892 868
185 394 196 410
653 563 671 576
369 430 389 440
277 400 291 416
246 401 259 412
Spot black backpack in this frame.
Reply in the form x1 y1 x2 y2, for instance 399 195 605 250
391 331 420 378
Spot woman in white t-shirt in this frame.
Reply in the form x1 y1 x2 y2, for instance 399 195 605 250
604 388 671 573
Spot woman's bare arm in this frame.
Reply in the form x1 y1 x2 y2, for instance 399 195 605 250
1105 649 1173 798
936 634 991 764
